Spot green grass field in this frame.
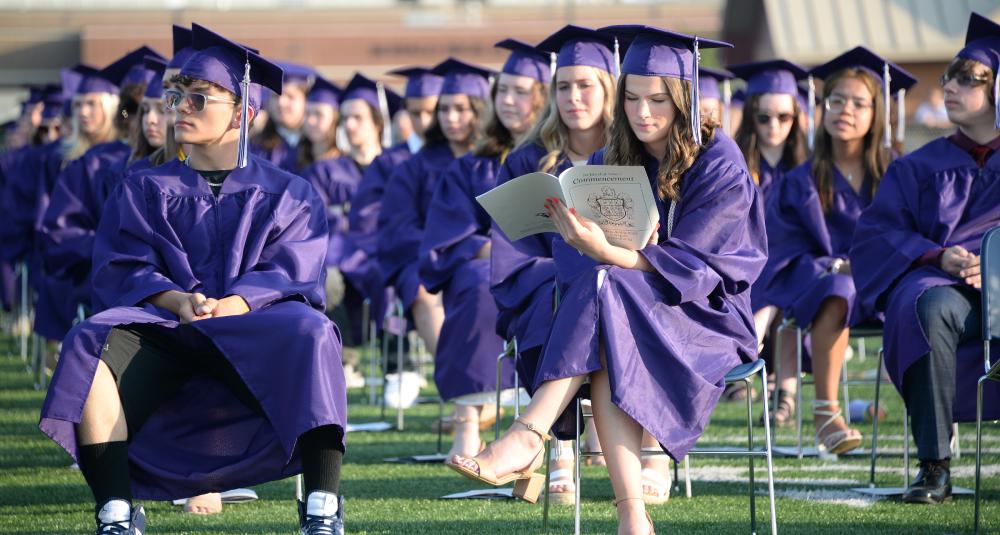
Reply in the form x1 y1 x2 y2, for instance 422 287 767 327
0 335 997 534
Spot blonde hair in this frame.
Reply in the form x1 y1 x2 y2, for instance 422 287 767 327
604 75 716 201
520 66 616 173
61 93 120 162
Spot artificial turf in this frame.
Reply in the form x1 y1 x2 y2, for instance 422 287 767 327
0 335 996 534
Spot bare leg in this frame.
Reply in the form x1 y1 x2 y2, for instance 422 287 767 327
78 361 127 446
639 431 669 500
775 322 799 394
451 374 586 479
447 404 482 458
753 306 777 350
411 286 444 356
809 297 859 446
591 348 650 535
184 493 222 514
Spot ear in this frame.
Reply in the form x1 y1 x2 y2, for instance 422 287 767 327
230 104 256 130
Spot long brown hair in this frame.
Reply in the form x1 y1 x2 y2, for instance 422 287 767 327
298 105 342 168
474 79 548 158
604 75 716 201
422 95 489 149
128 99 159 164
811 68 890 212
733 93 807 183
519 66 616 173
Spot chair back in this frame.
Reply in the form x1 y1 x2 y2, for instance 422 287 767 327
983 226 1000 344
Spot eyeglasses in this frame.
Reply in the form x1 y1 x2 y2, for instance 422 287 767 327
940 72 991 88
824 95 873 112
754 112 795 125
163 89 236 112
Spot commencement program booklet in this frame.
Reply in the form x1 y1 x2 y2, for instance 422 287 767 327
476 165 659 250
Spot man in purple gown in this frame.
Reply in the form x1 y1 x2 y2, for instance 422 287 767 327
38 24 347 535
850 12 1000 504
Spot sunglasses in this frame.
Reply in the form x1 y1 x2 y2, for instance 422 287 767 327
940 72 991 88
754 112 795 125
163 89 236 112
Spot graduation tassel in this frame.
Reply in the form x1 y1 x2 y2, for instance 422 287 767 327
994 73 1000 130
549 52 558 83
690 37 702 145
807 75 816 152
376 80 392 149
613 37 621 81
896 88 906 145
722 78 732 134
236 58 251 169
882 62 892 149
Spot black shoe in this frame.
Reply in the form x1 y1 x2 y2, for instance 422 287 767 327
298 494 344 535
95 503 145 534
902 460 952 504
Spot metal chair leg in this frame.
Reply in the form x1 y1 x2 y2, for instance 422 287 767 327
795 325 804 459
745 376 757 535
975 376 985 535
759 364 778 535
574 398 582 535
868 348 884 488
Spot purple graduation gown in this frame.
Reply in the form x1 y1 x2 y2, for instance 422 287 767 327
251 136 301 175
40 140 130 316
535 135 767 460
489 143 570 354
419 153 513 400
850 136 1000 421
340 144 411 323
38 155 347 500
301 156 364 269
750 157 792 311
757 160 872 327
377 142 456 308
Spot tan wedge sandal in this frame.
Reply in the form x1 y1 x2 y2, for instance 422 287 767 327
813 399 863 456
446 417 550 503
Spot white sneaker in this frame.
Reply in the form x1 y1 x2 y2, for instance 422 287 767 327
383 371 421 409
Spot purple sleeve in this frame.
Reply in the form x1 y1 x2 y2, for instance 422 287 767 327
419 156 492 293
849 159 942 316
376 156 424 302
340 153 396 297
228 180 331 311
92 180 185 311
40 157 103 292
638 157 767 305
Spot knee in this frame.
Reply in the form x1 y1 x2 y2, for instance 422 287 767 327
817 297 848 323
916 286 966 334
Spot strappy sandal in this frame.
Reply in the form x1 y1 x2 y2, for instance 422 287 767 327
613 497 655 535
760 389 796 428
721 382 758 403
813 400 863 456
640 467 671 505
432 405 504 434
446 417 549 503
548 441 576 505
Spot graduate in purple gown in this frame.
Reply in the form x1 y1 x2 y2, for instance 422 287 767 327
377 58 491 367
727 59 809 411
697 66 733 130
40 47 163 326
340 67 440 328
757 47 915 456
486 25 624 504
450 27 765 533
419 39 549 459
850 12 1000 504
38 24 347 535
251 61 314 175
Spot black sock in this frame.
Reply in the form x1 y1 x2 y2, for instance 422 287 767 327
300 425 345 495
78 441 132 508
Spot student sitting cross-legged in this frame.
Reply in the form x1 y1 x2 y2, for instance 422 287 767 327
37 24 348 535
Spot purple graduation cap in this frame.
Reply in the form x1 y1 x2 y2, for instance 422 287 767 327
599 24 732 144
728 59 807 97
495 38 551 82
343 72 401 146
100 45 166 89
537 24 617 75
730 88 746 109
956 12 1000 128
168 25 195 71
809 45 917 149
183 22 285 168
699 66 734 132
142 55 168 100
431 57 492 100
275 60 316 88
307 74 342 107
72 63 118 96
40 84 65 120
387 66 444 99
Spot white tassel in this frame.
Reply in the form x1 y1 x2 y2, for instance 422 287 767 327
376 81 392 149
807 75 816 152
896 89 906 145
613 37 621 80
237 59 251 169
549 52 557 83
994 74 1000 130
690 37 702 145
882 62 892 149
722 79 731 134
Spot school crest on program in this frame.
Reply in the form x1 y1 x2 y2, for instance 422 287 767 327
588 187 634 223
